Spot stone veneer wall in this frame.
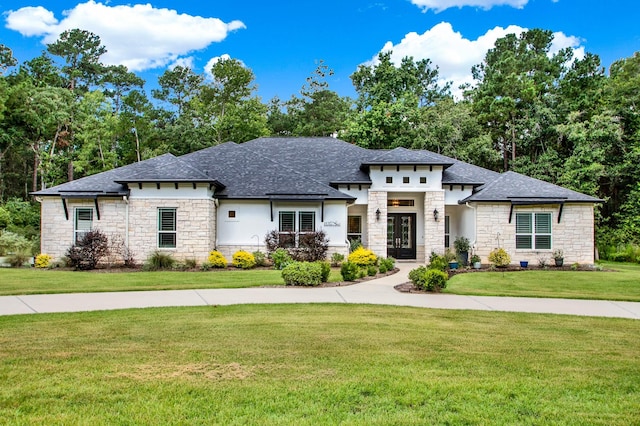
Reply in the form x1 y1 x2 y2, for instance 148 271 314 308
474 203 595 264
39 197 128 260
367 191 388 258
128 198 215 263
423 190 445 263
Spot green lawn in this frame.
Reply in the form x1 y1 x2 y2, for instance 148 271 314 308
446 261 640 302
0 267 345 296
0 268 286 295
0 304 638 424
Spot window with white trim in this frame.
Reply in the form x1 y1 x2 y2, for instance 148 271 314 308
516 212 552 250
299 212 315 233
278 211 316 247
444 215 450 248
348 216 362 243
158 208 177 248
74 208 93 243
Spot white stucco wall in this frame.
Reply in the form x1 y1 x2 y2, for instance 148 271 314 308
337 185 369 205
369 165 443 191
445 204 476 251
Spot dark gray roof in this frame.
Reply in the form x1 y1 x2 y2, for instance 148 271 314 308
363 147 455 166
442 160 501 185
460 171 602 203
32 137 600 204
180 139 354 200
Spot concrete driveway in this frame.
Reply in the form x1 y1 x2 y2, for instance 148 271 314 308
1 262 639 319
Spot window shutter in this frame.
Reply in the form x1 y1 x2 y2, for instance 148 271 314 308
299 212 315 232
535 213 552 234
279 212 295 232
516 213 532 233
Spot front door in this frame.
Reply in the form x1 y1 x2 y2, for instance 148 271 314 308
387 213 416 259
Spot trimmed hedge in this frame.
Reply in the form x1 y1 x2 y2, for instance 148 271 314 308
348 247 377 267
208 250 228 268
281 261 323 286
232 250 256 269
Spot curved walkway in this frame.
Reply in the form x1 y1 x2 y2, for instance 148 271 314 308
1 262 639 319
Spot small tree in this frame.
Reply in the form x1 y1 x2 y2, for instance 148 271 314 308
66 229 109 270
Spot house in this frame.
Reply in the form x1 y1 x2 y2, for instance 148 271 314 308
32 137 600 265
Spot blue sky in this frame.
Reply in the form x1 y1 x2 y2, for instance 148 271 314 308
1 0 639 101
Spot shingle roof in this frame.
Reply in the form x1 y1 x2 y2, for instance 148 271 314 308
363 147 454 166
460 171 602 203
32 137 600 204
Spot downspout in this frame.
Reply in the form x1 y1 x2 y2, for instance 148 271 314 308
123 195 129 248
465 202 477 253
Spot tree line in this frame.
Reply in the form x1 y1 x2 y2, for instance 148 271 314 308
1 28 639 251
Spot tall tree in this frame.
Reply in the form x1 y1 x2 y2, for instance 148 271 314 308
470 29 572 172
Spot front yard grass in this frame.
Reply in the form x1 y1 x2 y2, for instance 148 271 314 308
0 268 286 295
445 261 640 301
1 304 638 424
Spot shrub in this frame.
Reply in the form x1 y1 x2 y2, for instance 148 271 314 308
232 250 256 269
281 261 323 286
144 251 176 271
35 253 52 268
66 230 110 270
296 231 329 261
271 248 292 270
349 239 362 253
8 252 30 267
0 231 32 256
316 261 331 282
409 266 448 292
348 246 377 267
428 252 448 272
379 257 395 272
184 258 197 269
200 261 213 271
207 250 228 268
252 251 267 267
330 252 345 267
488 248 511 267
340 261 359 281
367 265 378 276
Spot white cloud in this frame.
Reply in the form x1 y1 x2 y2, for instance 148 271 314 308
4 1 245 72
5 6 58 36
410 0 528 13
369 22 585 99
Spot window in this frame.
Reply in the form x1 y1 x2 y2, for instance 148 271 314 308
228 210 236 218
74 208 93 243
387 199 415 207
348 216 362 243
444 215 450 248
516 212 552 250
420 177 427 184
403 176 410 184
386 176 393 184
299 212 315 233
158 208 177 248
278 211 315 247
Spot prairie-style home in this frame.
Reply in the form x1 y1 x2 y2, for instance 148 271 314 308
33 137 600 264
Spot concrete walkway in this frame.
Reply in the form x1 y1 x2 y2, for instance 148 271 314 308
1 262 640 319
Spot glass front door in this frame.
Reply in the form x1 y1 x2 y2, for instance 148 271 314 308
387 213 417 259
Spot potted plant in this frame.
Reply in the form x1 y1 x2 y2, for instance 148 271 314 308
552 249 564 267
454 236 470 266
520 260 529 268
444 248 458 270
470 254 481 269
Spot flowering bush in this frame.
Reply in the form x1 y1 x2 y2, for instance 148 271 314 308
207 250 228 268
347 247 378 267
35 253 52 268
488 248 511 267
232 250 256 269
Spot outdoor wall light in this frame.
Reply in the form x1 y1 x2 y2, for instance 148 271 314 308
376 208 381 221
433 208 439 222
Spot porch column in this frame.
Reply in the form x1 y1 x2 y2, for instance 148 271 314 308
424 190 445 264
367 191 388 258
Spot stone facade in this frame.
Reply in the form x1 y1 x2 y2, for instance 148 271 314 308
474 203 595 264
40 197 128 260
39 196 216 264
423 190 445 263
128 198 215 262
367 191 388 258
